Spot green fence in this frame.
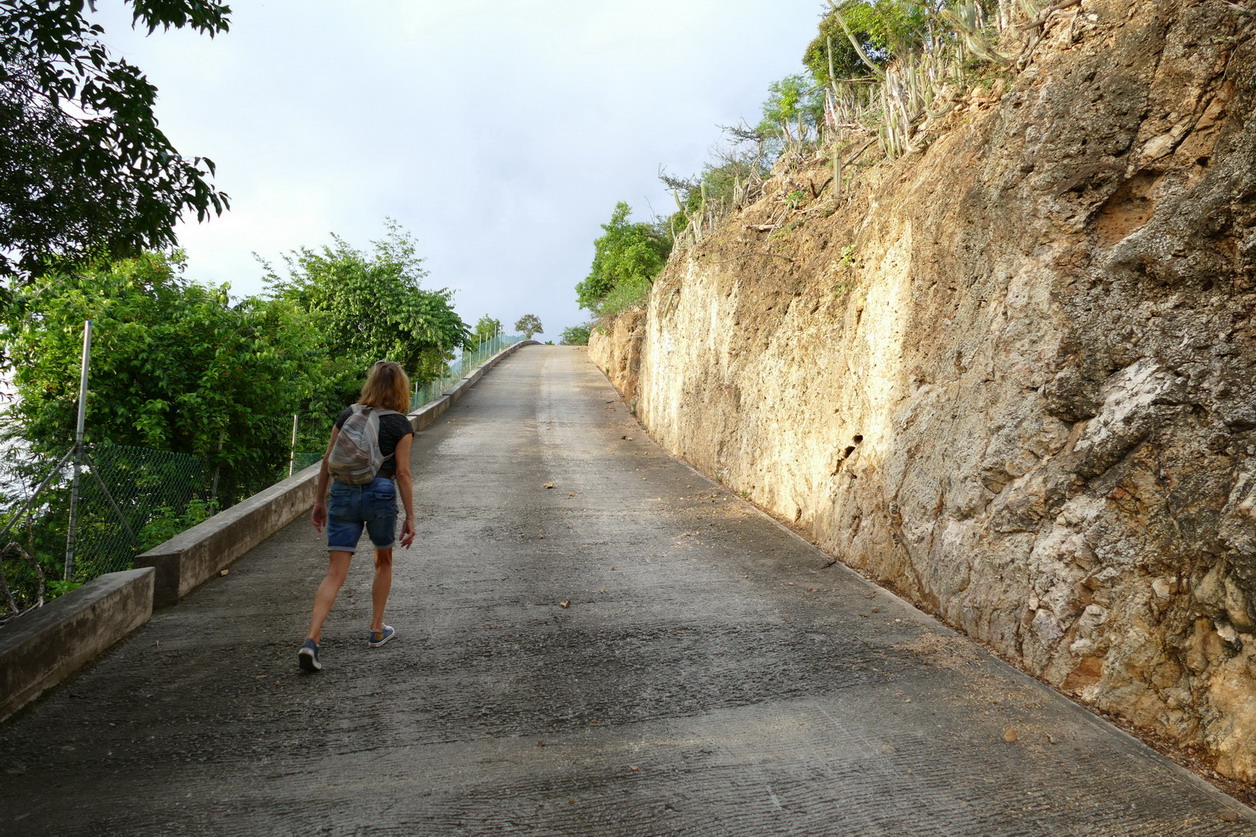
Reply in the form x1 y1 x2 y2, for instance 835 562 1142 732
410 334 522 411
0 443 212 617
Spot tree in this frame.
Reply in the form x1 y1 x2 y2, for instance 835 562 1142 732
560 324 591 346
575 202 671 313
0 252 318 496
514 314 542 340
0 0 231 281
267 222 468 397
0 250 321 606
803 1 932 89
472 315 502 346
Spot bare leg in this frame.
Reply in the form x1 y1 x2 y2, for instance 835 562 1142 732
306 551 353 643
370 547 393 633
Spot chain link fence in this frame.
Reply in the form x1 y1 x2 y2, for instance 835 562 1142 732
0 336 523 621
412 334 522 410
0 443 205 617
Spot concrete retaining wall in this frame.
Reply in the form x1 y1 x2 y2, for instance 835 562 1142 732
0 568 153 722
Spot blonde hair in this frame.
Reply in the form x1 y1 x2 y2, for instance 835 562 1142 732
359 361 410 413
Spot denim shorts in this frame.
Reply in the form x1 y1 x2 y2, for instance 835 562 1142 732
326 477 397 551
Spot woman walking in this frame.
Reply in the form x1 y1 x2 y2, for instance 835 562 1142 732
299 361 416 672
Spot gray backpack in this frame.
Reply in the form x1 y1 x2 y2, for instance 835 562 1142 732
326 405 402 484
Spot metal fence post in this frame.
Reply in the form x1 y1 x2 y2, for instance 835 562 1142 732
210 431 225 504
64 319 92 581
288 414 299 477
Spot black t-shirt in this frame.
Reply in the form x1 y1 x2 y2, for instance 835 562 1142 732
334 407 414 479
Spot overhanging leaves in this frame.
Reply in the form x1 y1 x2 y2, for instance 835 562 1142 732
0 0 231 281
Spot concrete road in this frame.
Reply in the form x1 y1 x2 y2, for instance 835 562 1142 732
1 345 1253 835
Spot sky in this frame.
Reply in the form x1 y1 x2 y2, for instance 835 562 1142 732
90 1 828 339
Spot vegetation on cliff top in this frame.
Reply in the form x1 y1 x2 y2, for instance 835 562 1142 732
560 324 591 346
575 201 672 317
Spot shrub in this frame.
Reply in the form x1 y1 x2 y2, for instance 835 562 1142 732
560 324 592 346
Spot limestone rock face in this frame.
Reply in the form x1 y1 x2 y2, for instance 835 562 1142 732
591 0 1256 782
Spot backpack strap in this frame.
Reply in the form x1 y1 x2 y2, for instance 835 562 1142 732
363 406 399 463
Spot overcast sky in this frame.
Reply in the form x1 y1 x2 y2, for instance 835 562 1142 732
91 1 827 339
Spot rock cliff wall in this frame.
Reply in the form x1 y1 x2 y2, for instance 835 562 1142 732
591 0 1256 782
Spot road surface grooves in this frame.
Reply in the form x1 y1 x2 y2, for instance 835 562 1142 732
1 346 1252 835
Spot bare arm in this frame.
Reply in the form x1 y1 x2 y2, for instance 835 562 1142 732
393 431 416 548
310 427 340 532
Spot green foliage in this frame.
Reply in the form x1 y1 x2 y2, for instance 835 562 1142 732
1 253 318 481
267 221 469 397
514 314 543 340
46 579 82 598
593 276 652 319
0 222 469 607
560 324 592 346
757 74 825 143
0 253 317 609
661 125 775 243
576 202 671 314
804 1 1020 161
139 497 213 551
0 0 231 281
804 1 934 88
472 315 502 346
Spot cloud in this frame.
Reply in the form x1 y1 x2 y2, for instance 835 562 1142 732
91 0 826 334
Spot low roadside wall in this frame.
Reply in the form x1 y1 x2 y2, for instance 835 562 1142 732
0 568 153 722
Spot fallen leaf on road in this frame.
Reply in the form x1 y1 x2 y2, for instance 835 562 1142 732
1002 727 1019 744
1221 811 1240 823
629 766 639 772
598 589 608 594
559 600 570 608
544 483 555 489
567 493 576 497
